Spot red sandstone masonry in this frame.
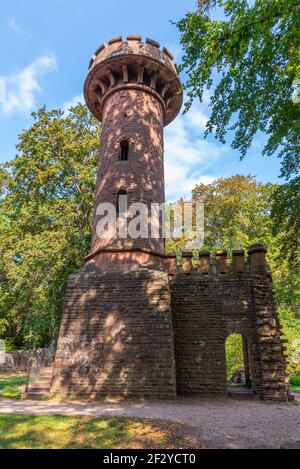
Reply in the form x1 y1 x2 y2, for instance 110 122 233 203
170 273 257 396
51 267 176 399
52 245 290 400
84 36 182 267
90 89 165 255
51 37 182 399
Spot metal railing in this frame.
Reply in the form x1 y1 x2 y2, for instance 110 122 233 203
24 338 57 393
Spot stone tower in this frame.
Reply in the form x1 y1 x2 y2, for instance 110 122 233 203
51 36 182 398
50 35 290 402
84 35 182 269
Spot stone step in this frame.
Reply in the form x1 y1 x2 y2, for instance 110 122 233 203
24 363 54 399
35 375 51 382
37 373 52 379
28 381 51 389
25 391 50 399
28 386 50 394
28 383 50 392
39 369 53 375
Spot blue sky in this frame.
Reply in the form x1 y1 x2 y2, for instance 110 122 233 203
0 0 282 201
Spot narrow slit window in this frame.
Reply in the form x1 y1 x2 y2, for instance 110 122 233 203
120 140 129 161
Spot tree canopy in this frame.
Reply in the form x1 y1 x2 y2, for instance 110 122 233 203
177 0 300 179
176 0 300 273
0 105 100 348
191 174 274 251
167 174 300 375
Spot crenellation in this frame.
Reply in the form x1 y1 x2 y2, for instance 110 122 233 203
85 35 182 126
95 43 106 56
181 252 194 274
232 249 246 273
146 38 160 48
162 46 174 60
107 36 123 45
163 248 266 277
89 37 178 72
127 34 142 42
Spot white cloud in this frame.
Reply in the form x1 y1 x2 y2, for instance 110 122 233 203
185 107 209 131
165 160 215 200
164 103 224 201
62 94 84 114
7 17 29 35
0 55 57 115
0 77 5 105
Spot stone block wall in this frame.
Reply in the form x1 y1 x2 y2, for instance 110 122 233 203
170 273 259 396
251 274 289 401
51 247 289 401
0 349 51 373
169 248 289 401
51 265 176 399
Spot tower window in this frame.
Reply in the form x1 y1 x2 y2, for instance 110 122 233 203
120 140 129 161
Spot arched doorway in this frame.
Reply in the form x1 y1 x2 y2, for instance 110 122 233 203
225 333 253 396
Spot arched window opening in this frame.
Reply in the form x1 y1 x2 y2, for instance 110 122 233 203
120 140 129 161
225 333 253 395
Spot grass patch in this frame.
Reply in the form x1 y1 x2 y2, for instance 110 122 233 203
0 414 199 449
0 374 26 399
290 375 300 393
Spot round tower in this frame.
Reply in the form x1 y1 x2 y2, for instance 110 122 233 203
84 35 182 270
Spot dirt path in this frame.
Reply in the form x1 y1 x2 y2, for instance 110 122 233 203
0 397 299 448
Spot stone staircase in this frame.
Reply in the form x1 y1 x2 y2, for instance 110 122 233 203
24 365 53 399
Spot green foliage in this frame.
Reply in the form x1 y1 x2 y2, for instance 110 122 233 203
0 104 100 348
271 176 300 269
0 374 27 399
177 1 300 269
0 414 193 449
191 174 274 252
290 375 300 392
0 319 8 336
0 98 298 388
225 333 244 380
279 306 300 376
167 175 300 377
177 0 300 177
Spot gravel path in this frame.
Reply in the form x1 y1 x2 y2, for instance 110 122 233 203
0 397 299 449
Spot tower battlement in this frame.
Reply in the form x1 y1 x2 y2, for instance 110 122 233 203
167 244 269 276
84 35 182 125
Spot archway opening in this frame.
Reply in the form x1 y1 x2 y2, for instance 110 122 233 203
225 333 252 394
